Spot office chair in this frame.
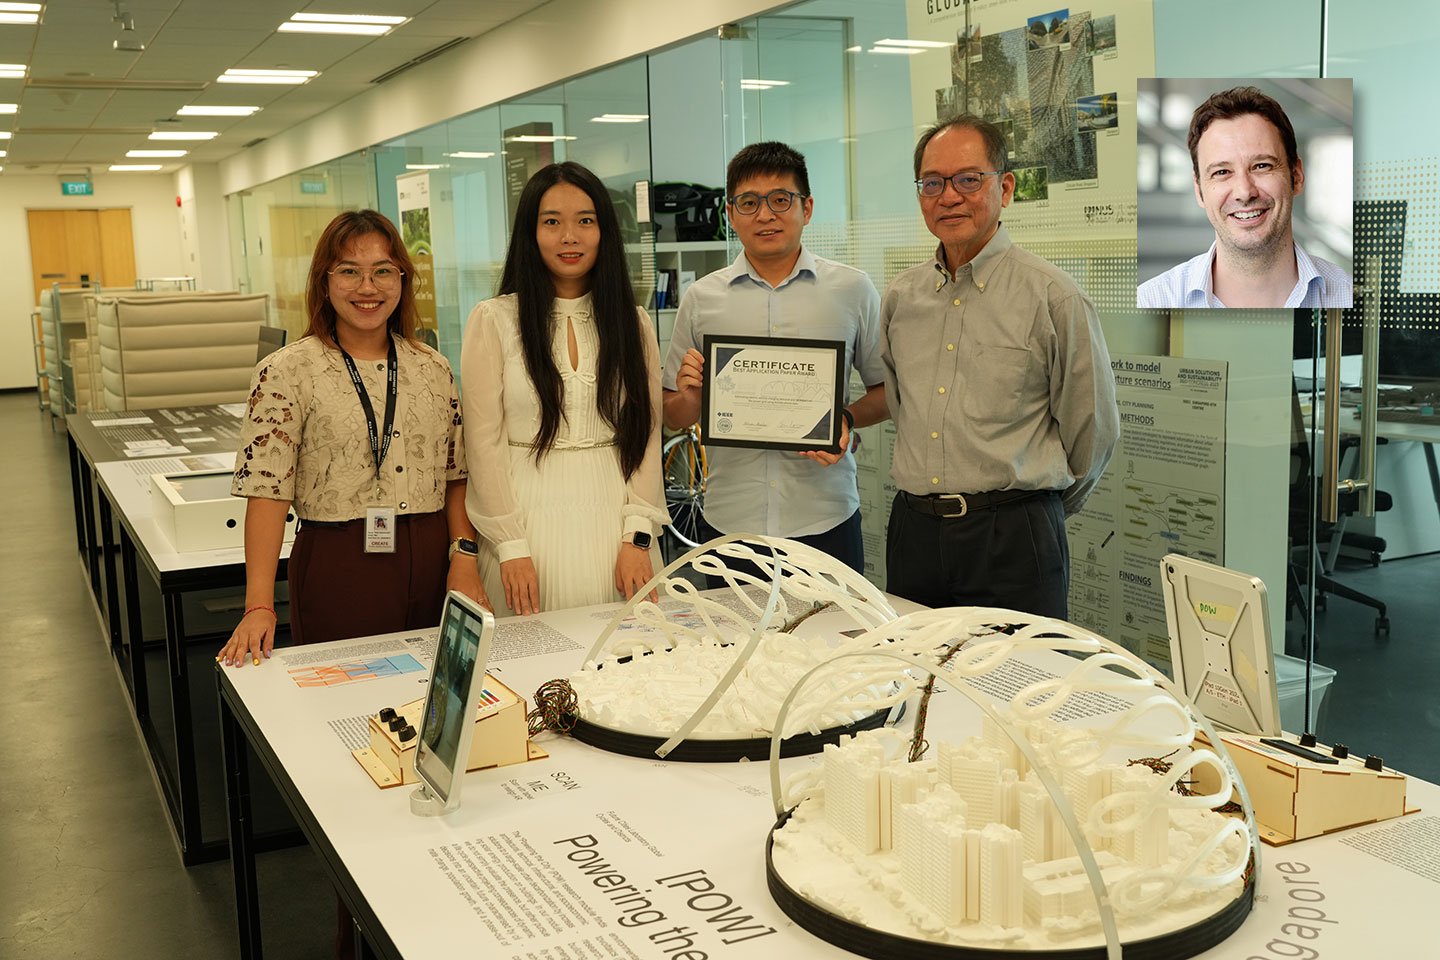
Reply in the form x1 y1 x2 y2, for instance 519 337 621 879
256 324 287 362
1287 385 1392 637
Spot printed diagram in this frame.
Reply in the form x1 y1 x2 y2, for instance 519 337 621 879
1122 474 1220 561
289 654 426 688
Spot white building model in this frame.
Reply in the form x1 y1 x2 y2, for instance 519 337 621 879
799 719 1220 938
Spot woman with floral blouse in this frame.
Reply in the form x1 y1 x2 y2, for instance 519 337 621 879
218 210 487 669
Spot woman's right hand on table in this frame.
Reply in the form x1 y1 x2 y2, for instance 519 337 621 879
500 557 540 615
218 606 278 667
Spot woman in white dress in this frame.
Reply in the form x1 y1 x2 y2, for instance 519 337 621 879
461 162 667 615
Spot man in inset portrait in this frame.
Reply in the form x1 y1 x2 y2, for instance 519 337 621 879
1137 85 1352 309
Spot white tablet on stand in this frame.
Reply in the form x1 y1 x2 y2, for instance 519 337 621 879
1160 554 1281 737
410 591 495 817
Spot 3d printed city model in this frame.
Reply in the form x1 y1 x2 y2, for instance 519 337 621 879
763 607 1257 959
565 536 903 756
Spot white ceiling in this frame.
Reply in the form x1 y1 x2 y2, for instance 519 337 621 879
4 0 549 175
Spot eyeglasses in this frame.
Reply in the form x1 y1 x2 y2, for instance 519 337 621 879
915 171 1003 197
328 265 404 289
728 189 807 216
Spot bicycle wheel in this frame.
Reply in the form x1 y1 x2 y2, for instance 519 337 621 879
662 430 707 549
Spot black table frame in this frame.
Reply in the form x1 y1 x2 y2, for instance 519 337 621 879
66 408 293 865
220 668 396 960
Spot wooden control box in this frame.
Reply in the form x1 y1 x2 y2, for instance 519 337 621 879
1195 730 1415 845
353 673 546 788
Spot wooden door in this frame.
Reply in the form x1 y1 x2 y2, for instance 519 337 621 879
27 208 138 302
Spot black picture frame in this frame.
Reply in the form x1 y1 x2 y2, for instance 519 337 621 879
699 334 847 454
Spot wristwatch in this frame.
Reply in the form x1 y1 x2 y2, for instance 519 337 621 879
629 531 653 551
448 537 479 560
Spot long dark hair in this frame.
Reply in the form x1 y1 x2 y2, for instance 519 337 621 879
499 162 650 479
304 210 419 346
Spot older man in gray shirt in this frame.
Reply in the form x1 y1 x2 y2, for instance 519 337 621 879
881 115 1118 619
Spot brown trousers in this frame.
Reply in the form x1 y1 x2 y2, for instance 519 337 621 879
290 511 449 959
288 511 449 646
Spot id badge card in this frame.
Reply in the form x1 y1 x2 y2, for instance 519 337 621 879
365 506 397 553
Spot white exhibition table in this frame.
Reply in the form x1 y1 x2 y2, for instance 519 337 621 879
218 598 1439 960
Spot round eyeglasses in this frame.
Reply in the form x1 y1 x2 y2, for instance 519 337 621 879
728 188 807 216
915 171 1004 197
328 265 404 290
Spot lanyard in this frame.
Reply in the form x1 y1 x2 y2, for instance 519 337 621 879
339 338 398 481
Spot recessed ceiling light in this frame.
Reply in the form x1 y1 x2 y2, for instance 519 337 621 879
0 3 41 25
0 104 17 114
290 13 406 25
279 13 407 36
218 69 318 85
148 131 218 141
590 114 649 123
278 22 389 35
867 46 923 55
0 132 11 139
109 164 162 171
177 105 260 117
0 63 25 78
739 79 790 90
404 163 446 170
444 151 495 159
505 135 576 143
128 149 187 158
873 38 952 49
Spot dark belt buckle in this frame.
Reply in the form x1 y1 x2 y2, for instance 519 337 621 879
938 493 968 518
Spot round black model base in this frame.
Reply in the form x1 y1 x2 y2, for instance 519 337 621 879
765 814 1254 960
565 708 892 762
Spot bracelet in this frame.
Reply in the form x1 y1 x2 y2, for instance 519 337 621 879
244 604 276 619
841 407 856 432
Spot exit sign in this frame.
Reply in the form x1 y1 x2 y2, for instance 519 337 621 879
62 180 94 196
300 179 328 195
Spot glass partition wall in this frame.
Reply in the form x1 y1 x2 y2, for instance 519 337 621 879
225 0 1440 782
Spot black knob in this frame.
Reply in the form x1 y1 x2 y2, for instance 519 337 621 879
1299 733 1317 747
1331 743 1349 759
388 716 405 732
1365 755 1384 771
378 707 396 723
398 725 416 743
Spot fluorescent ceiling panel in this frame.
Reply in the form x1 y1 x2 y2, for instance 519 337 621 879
177 105 260 117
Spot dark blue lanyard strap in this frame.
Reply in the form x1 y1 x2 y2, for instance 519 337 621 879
340 338 398 480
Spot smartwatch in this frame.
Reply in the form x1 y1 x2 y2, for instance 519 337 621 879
629 531 653 551
448 537 479 560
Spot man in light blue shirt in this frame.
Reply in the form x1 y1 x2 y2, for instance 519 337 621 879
662 142 887 572
1137 239 1352 309
1136 85 1352 309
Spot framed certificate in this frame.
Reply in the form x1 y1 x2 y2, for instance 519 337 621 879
699 335 847 453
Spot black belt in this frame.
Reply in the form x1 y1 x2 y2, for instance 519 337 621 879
899 488 1056 518
298 513 425 530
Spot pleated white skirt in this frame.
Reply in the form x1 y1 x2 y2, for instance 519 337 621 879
478 443 663 616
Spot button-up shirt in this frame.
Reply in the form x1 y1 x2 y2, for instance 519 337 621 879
663 247 885 537
1136 240 1353 309
881 225 1118 515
